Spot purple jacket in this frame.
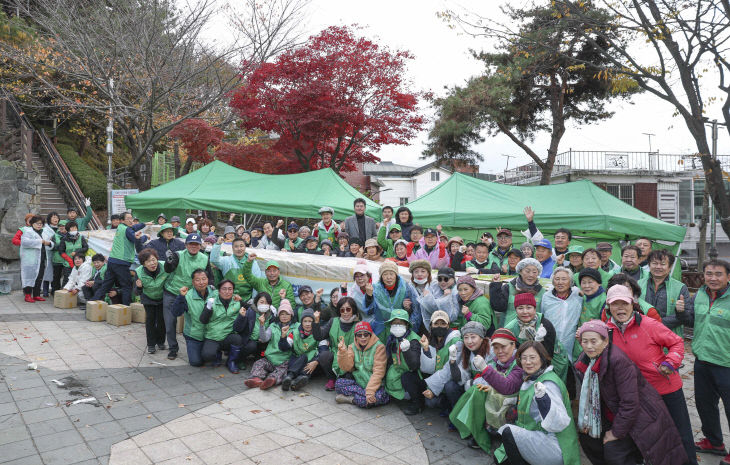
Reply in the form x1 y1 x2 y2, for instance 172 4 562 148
481 356 523 394
407 238 449 269
575 344 687 465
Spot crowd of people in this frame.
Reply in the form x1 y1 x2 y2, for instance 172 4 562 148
13 198 730 465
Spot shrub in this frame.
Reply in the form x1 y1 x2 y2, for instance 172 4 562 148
56 143 107 210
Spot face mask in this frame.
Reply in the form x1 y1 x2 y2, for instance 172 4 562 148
431 327 448 339
257 304 269 313
390 324 407 338
68 231 78 238
413 277 428 285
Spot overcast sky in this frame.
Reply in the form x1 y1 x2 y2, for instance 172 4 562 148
216 0 730 174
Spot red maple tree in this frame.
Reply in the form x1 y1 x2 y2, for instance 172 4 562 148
169 119 224 174
214 140 297 174
229 26 425 173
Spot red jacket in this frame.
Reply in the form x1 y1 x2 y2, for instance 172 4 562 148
606 312 684 395
11 228 23 247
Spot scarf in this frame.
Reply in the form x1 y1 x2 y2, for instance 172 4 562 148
373 277 407 321
611 314 634 334
577 357 602 438
585 286 605 302
514 276 542 295
385 333 406 365
524 366 547 382
299 325 311 338
517 316 538 341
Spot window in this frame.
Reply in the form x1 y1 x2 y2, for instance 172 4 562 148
606 184 634 206
678 179 692 224
431 171 440 181
399 197 409 205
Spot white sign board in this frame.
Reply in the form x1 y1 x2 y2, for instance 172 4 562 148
112 189 139 214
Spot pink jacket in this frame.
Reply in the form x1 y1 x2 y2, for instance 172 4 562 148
406 239 449 269
607 312 684 395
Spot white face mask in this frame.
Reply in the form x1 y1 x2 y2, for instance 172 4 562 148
413 277 428 285
257 304 269 313
68 231 78 238
390 324 407 338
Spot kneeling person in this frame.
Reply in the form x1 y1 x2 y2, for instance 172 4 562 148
199 280 244 373
172 269 214 367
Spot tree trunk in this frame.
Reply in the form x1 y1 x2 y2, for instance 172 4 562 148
173 142 181 178
540 74 567 185
698 184 709 271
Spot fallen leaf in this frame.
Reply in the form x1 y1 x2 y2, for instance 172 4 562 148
250 409 262 414
41 339 49 343
147 415 152 419
297 422 303 425
376 414 382 418
426 422 432 426
218 374 225 378
148 377 154 381
218 401 223 404
74 418 79 422
178 404 185 408
242 440 249 445
186 456 192 461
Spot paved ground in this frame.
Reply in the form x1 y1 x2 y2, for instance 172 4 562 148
1 291 727 464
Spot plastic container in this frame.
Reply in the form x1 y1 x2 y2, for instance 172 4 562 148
0 278 11 295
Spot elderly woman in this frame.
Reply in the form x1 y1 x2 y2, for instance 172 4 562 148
383 309 423 415
495 341 580 465
541 268 582 363
576 248 614 288
451 327 523 452
417 267 460 329
489 258 546 327
455 275 494 331
603 286 697 465
519 241 535 259
313 297 360 391
574 320 688 465
20 215 54 303
419 311 463 418
372 261 421 337
335 321 390 408
409 259 432 296
364 238 385 262
345 260 377 325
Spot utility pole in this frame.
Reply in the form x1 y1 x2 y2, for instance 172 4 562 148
642 132 655 153
709 120 719 260
106 79 114 226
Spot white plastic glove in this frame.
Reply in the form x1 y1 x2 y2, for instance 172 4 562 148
448 344 458 362
84 197 91 207
472 355 487 372
465 267 478 274
534 381 547 398
206 297 215 310
458 245 467 254
399 339 410 352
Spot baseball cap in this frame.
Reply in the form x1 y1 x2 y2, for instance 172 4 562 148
596 242 613 251
185 218 196 225
533 238 552 249
265 260 280 270
287 222 299 231
170 216 181 223
423 228 437 237
497 228 512 237
185 233 202 244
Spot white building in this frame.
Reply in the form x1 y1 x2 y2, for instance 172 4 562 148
362 161 455 207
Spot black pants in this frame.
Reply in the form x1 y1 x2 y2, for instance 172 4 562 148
61 265 72 285
400 370 426 402
662 388 698 465
82 286 95 302
52 263 64 294
239 339 259 359
144 302 166 348
694 359 730 448
201 334 243 362
318 350 336 380
93 261 133 305
579 432 642 465
287 354 312 378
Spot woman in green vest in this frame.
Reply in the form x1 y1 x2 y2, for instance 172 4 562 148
420 311 463 419
57 220 89 284
135 248 169 354
573 268 607 361
495 341 580 465
450 327 523 452
454 274 494 330
312 296 361 392
334 321 390 408
279 308 320 391
199 280 244 374
504 293 569 382
171 269 214 367
489 258 546 327
244 298 295 390
575 248 614 288
383 309 423 415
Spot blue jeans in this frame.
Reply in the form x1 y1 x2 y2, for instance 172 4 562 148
694 359 730 447
184 335 204 367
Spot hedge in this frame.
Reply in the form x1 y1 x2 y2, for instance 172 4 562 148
56 143 108 210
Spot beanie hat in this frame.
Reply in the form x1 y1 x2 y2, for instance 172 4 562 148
321 239 333 249
514 292 537 308
223 225 235 235
515 258 543 276
577 320 609 340
394 239 408 249
457 274 477 289
437 267 455 278
578 268 602 285
300 308 315 322
379 260 399 277
460 321 486 339
277 299 293 316
354 321 373 334
364 238 380 250
606 285 635 304
490 328 518 346
298 285 313 296
430 310 450 325
409 259 431 275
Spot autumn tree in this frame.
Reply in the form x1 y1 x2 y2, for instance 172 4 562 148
425 3 637 184
229 26 425 174
0 0 308 188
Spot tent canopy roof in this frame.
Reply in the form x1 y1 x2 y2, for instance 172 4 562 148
124 160 381 220
404 173 686 242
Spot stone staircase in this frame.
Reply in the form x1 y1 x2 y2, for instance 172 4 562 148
30 151 69 217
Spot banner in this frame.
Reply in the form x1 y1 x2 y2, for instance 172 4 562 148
111 189 139 214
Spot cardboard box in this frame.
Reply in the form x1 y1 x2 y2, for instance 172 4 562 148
176 315 184 334
53 290 77 309
130 302 146 323
85 301 107 322
106 304 131 326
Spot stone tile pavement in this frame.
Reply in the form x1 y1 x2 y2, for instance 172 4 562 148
1 291 728 464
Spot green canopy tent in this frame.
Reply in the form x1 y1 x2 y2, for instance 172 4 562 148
124 160 382 221
404 173 686 243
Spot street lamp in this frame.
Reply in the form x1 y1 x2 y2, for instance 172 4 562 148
106 79 114 226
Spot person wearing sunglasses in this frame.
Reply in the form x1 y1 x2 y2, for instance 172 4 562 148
312 297 361 392
418 267 460 330
334 321 390 408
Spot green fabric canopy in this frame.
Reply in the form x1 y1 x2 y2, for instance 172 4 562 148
124 160 381 220
405 173 686 242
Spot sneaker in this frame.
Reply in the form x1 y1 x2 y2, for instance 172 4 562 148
324 379 336 391
447 422 457 432
695 438 726 456
467 437 481 449
33 296 46 302
245 377 263 389
335 394 354 404
260 377 276 390
24 294 35 303
721 453 730 465
281 376 293 391
157 344 167 351
167 351 177 360
147 346 156 354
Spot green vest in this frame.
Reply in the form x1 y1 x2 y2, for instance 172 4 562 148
164 250 209 294
222 255 253 302
330 318 356 376
455 295 494 330
573 267 613 289
204 297 241 342
110 224 136 263
135 262 168 301
265 324 292 366
385 330 421 400
291 327 318 361
284 237 303 251
574 293 607 360
434 333 462 371
183 288 214 341
52 232 65 264
692 286 730 367
352 339 383 389
639 276 684 336
316 221 338 246
495 370 581 465
505 314 569 381
487 248 509 270
504 283 545 327
61 236 84 267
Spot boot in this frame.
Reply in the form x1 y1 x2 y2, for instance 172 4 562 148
213 350 223 367
281 375 293 391
291 375 309 391
335 394 354 404
226 345 242 374
402 398 424 416
245 377 263 388
324 379 336 391
24 294 35 303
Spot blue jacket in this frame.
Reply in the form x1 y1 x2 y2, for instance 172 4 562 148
540 256 555 278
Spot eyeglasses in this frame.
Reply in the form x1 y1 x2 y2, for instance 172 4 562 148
437 277 451 282
339 306 353 313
